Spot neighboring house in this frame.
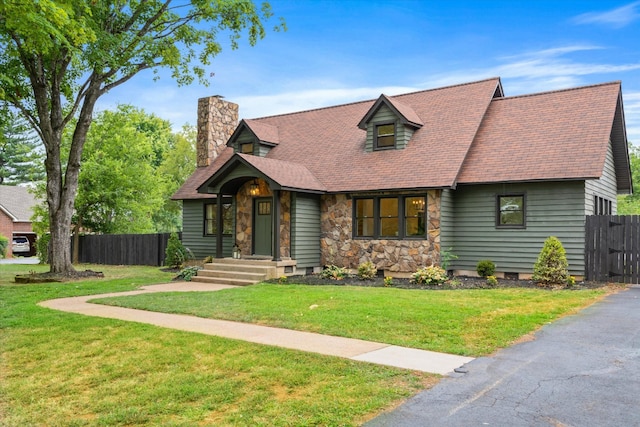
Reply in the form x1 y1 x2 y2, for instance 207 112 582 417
0 185 38 257
173 77 632 279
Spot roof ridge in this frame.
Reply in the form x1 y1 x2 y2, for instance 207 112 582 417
251 77 502 121
391 77 501 99
495 80 621 102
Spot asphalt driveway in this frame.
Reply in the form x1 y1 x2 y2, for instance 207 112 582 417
367 285 640 427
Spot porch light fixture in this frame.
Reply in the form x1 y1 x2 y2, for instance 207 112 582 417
249 179 260 196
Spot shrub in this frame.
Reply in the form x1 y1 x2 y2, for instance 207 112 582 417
357 261 377 280
411 265 448 285
383 276 393 287
0 234 8 258
320 265 348 280
486 275 498 286
165 232 188 269
176 266 201 281
476 260 496 278
532 236 570 286
440 247 458 271
36 233 50 264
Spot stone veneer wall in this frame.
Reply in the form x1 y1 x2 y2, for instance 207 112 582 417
235 179 291 258
320 191 441 273
196 96 239 167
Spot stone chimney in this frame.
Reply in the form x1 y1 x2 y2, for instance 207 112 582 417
196 96 239 167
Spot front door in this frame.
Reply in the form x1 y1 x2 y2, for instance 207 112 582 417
253 198 272 256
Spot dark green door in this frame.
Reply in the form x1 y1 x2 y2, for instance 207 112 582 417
253 198 272 256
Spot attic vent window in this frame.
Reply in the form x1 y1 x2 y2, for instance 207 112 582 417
240 142 254 154
375 124 395 149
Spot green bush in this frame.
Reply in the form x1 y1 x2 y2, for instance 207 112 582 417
0 234 8 258
36 234 50 264
486 275 498 286
411 265 448 285
440 247 458 271
476 260 496 278
165 232 187 269
357 261 377 280
320 265 348 280
176 266 201 281
532 236 570 286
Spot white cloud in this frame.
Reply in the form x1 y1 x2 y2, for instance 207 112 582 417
623 91 640 144
420 45 640 95
234 85 418 119
572 1 640 28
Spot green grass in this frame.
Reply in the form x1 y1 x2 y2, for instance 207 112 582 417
0 265 432 427
94 283 611 357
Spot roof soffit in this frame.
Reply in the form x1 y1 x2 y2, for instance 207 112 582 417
611 90 633 194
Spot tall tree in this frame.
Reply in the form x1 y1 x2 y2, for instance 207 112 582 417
74 105 165 236
0 0 283 273
0 108 45 184
154 124 196 232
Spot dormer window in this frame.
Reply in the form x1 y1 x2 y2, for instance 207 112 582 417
359 95 423 153
375 124 395 149
240 142 254 154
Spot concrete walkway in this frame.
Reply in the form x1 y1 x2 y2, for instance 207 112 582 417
39 282 473 375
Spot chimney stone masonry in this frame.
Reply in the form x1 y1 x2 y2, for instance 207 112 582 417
196 96 239 167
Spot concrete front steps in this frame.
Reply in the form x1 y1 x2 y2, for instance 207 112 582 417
192 257 297 286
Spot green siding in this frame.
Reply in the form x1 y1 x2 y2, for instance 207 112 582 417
364 105 413 151
440 188 454 251
291 193 321 268
449 181 587 276
182 200 234 259
585 141 618 214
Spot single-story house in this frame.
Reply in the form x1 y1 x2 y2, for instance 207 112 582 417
0 185 38 257
172 77 632 279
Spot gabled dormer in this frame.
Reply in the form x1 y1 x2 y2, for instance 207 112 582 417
358 94 424 152
227 119 280 157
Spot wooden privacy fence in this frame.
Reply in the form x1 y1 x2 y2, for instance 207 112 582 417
585 215 640 283
74 233 180 266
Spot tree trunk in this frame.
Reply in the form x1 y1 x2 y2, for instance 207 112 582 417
44 85 101 274
49 209 74 273
72 218 81 264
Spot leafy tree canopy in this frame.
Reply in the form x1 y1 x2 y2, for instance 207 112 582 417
75 105 165 234
618 144 639 214
0 0 283 273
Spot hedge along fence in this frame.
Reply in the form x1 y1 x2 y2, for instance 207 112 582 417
72 233 181 266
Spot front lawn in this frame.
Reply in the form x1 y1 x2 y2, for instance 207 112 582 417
0 265 432 426
94 283 612 357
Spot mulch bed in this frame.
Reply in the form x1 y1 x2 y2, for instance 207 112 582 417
14 269 104 284
268 274 610 290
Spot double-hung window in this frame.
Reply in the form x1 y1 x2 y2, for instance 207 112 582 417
375 123 395 149
354 195 426 239
205 197 234 236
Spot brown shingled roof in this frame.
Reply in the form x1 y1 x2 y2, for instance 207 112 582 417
456 81 624 185
197 154 326 194
173 77 630 200
254 78 502 193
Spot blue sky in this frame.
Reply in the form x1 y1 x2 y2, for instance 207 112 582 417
99 0 640 144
